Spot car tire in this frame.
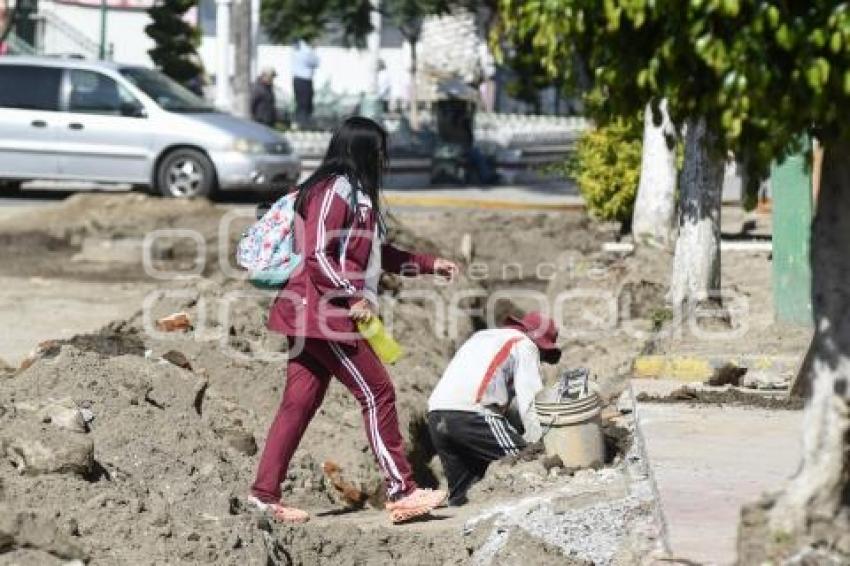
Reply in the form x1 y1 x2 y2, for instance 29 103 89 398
0 180 22 196
156 148 216 198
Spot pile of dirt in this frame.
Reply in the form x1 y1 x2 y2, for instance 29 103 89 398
0 194 245 281
0 195 666 564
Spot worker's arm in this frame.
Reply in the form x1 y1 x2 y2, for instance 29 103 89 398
513 339 545 443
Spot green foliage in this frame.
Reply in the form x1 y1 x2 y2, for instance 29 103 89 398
261 0 451 48
262 0 371 47
564 118 642 223
495 0 850 183
145 0 201 83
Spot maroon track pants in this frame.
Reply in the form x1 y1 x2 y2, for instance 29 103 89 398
251 337 416 502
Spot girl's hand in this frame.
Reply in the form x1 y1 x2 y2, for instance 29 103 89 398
349 298 376 323
433 258 460 281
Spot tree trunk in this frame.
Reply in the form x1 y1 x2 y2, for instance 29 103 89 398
666 117 725 310
231 0 252 119
766 139 850 555
632 99 678 247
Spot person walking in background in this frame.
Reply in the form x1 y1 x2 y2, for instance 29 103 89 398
249 116 460 524
251 67 277 127
291 39 319 129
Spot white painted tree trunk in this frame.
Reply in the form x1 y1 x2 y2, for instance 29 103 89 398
632 100 678 247
666 117 724 310
768 140 850 542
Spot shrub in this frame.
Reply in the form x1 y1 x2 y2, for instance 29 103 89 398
565 118 643 225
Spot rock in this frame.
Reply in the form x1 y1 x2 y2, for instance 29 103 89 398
706 362 747 387
155 312 191 332
0 512 86 561
486 528 590 566
162 350 192 371
3 423 94 476
15 398 86 433
215 427 258 456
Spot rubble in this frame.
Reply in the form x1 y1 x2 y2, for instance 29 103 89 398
0 194 670 564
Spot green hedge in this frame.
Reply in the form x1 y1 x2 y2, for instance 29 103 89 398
565 119 643 224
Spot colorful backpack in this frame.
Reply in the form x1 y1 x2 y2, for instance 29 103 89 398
236 184 358 289
236 192 302 289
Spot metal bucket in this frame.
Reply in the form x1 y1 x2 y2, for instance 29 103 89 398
536 392 604 469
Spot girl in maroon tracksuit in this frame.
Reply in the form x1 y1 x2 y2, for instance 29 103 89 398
250 117 458 523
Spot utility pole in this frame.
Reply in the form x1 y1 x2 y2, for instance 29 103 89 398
98 0 108 59
214 0 232 110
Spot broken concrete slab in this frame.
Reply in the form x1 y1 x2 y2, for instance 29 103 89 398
635 401 803 565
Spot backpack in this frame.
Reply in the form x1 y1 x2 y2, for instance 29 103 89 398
235 184 358 289
236 192 302 289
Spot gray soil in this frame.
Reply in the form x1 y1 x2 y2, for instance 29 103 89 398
0 194 674 564
635 386 804 411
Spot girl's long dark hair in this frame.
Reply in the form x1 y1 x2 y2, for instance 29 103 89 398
294 116 389 222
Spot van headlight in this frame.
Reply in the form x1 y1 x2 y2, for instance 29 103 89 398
233 138 266 154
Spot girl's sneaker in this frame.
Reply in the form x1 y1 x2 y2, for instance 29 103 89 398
248 495 310 524
385 488 447 524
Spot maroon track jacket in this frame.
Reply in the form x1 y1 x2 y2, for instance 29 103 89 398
267 175 436 344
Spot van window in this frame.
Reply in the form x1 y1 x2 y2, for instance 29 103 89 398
0 65 62 111
68 69 142 116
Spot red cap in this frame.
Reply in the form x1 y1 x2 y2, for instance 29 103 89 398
502 311 560 359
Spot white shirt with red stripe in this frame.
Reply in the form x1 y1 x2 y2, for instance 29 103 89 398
428 328 544 442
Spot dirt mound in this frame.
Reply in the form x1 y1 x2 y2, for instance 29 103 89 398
0 199 664 563
635 386 804 410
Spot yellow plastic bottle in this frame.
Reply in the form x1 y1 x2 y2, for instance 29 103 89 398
356 316 404 364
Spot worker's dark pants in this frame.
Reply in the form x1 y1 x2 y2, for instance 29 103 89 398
293 77 313 128
427 410 526 506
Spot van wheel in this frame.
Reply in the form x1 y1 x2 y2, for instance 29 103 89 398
156 149 216 198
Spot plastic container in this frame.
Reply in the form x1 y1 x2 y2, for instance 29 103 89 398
356 316 404 364
536 392 604 469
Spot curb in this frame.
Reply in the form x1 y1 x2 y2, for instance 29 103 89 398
633 355 722 382
384 194 586 211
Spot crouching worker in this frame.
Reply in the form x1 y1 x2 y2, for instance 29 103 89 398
427 312 561 506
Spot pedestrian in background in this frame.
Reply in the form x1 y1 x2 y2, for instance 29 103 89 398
291 39 319 129
251 67 277 127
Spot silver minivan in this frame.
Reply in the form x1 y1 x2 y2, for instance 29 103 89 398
0 56 300 198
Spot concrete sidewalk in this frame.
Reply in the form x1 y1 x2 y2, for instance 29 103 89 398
635 399 802 565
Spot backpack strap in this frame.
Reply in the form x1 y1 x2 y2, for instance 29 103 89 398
474 336 524 403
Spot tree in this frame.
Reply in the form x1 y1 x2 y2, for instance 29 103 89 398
146 0 202 84
261 0 372 47
496 1 850 560
631 99 678 248
382 0 452 126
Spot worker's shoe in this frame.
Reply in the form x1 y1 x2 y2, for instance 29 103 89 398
385 488 447 524
248 495 310 524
